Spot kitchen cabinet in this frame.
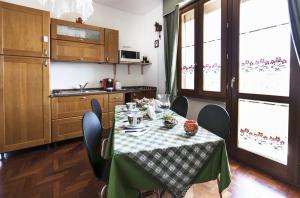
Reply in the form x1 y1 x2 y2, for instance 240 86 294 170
0 2 50 57
51 40 104 62
51 19 104 45
105 29 119 64
0 56 51 153
108 93 125 127
51 19 105 62
51 94 110 142
125 90 157 103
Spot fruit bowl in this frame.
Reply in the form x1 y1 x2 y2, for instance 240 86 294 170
164 118 178 129
184 120 199 136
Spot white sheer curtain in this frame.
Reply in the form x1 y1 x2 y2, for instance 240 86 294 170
39 0 94 21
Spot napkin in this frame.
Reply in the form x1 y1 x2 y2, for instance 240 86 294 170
147 105 157 120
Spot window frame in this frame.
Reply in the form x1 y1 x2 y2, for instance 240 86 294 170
177 0 228 101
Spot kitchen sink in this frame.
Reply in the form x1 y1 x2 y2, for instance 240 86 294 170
52 89 107 96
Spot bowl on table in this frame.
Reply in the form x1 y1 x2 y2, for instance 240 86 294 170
163 118 178 129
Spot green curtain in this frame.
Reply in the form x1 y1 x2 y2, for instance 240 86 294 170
164 6 179 98
288 0 300 63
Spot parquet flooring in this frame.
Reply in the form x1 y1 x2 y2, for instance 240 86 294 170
0 139 299 198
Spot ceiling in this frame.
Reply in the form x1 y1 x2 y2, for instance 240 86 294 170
93 0 162 15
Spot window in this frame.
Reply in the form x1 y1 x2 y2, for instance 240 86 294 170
178 0 226 99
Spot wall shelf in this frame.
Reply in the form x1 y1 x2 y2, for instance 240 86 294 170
112 62 151 76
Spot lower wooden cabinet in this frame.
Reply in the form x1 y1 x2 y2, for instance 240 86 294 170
51 93 123 142
0 56 51 153
108 93 125 128
52 116 83 142
125 90 157 103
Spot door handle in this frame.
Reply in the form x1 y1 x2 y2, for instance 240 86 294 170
231 77 236 88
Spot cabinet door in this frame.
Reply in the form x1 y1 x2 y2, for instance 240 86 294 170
0 56 50 152
51 40 104 62
52 117 83 142
0 2 50 57
51 19 104 45
105 29 119 63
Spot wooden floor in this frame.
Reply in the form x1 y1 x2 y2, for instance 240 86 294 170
0 140 299 198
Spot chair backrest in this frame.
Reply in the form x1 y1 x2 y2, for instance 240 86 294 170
82 112 108 181
91 99 102 121
197 104 230 140
170 96 189 118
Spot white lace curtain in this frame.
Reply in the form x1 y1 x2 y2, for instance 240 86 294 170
39 0 94 21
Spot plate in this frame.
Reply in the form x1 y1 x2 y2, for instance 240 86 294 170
122 108 139 112
124 123 145 129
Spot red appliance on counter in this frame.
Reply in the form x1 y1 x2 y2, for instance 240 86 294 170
102 78 115 91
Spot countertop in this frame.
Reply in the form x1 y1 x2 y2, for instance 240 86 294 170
50 86 157 97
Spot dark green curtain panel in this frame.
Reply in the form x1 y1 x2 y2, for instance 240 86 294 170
164 6 179 97
288 0 300 63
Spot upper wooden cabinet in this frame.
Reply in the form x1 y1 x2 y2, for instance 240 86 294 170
105 29 119 64
51 19 104 45
51 19 106 62
51 40 104 62
0 56 51 153
0 2 50 57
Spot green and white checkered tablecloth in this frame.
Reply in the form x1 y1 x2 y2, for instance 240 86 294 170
113 105 224 197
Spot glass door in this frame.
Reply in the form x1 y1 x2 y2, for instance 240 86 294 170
231 0 292 179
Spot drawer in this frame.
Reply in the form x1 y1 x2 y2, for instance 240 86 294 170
109 93 124 103
52 117 83 142
109 101 124 112
51 94 108 119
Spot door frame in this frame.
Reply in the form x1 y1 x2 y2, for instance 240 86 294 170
226 0 300 184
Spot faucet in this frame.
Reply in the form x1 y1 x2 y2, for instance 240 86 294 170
79 82 88 92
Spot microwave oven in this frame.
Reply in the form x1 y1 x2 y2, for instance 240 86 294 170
119 50 140 62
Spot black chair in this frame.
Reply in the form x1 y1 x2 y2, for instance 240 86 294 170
170 96 189 118
91 99 102 122
197 104 230 140
82 112 110 198
83 112 159 198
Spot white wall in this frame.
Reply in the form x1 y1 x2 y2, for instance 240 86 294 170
2 0 163 90
186 98 225 120
141 4 166 94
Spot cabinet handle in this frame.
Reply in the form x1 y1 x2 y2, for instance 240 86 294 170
80 97 87 99
44 60 48 67
106 57 109 62
114 97 119 99
44 49 48 56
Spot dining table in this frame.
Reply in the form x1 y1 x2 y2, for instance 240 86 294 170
105 105 231 198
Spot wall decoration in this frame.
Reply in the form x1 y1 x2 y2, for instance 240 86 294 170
155 40 159 48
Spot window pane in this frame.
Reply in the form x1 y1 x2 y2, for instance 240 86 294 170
239 0 290 96
203 0 221 92
238 99 289 165
181 9 195 90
